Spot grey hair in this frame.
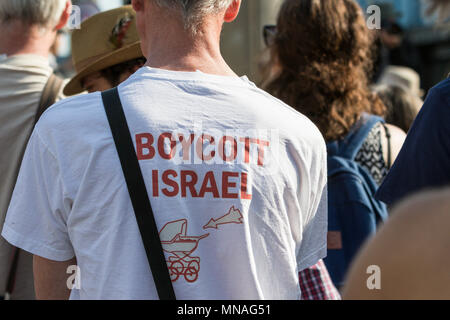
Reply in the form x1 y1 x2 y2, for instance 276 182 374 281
0 0 67 27
154 0 235 34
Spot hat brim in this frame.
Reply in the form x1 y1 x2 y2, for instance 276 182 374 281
63 41 143 96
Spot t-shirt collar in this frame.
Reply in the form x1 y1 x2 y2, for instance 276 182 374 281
134 66 255 87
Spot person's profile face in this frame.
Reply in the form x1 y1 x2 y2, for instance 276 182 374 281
81 72 113 93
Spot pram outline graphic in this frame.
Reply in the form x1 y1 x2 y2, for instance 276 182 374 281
159 219 209 283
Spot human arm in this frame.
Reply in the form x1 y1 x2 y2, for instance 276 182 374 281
1 128 75 299
34 255 77 300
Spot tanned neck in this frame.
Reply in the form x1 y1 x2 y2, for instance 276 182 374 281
0 20 55 58
142 9 237 77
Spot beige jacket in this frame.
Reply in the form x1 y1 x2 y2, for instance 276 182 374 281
0 54 65 299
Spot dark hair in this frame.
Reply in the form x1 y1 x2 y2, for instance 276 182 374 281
100 57 147 87
263 0 385 141
372 84 421 133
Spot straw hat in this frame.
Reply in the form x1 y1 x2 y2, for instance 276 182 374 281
378 66 424 98
64 5 143 96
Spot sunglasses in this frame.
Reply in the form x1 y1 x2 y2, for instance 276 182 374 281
263 25 277 47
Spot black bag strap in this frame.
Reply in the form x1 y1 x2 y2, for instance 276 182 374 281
101 87 176 300
35 73 64 123
382 123 393 170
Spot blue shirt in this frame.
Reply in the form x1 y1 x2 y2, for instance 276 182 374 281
376 78 450 205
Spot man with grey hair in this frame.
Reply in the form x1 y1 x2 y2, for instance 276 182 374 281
154 0 234 34
2 0 328 300
0 0 72 300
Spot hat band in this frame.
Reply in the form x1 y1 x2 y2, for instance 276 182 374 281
74 52 112 73
73 41 142 74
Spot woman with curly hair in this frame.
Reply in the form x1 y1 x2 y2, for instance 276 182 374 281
263 0 406 184
262 0 407 295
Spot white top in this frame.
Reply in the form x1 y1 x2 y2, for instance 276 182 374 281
2 67 328 300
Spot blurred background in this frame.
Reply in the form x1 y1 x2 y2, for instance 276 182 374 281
58 0 450 95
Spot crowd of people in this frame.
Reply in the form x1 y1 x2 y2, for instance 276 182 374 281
0 0 449 300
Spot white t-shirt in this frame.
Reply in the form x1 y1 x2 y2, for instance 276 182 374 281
2 67 328 300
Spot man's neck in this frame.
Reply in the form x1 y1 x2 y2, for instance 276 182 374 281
0 21 55 58
142 11 237 77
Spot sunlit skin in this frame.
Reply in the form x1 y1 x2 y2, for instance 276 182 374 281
0 1 72 57
343 188 450 300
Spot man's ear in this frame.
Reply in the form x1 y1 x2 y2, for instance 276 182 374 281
132 0 146 13
224 0 241 23
55 0 72 31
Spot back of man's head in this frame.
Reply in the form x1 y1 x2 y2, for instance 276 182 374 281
154 0 234 34
0 0 67 28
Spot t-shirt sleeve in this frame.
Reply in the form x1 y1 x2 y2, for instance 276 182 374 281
292 131 328 272
1 130 74 262
297 185 328 271
376 81 450 205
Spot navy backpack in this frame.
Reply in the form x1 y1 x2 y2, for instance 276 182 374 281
323 113 389 288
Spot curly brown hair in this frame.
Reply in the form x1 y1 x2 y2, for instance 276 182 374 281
263 0 386 141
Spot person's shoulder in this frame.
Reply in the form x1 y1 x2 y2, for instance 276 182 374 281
385 123 406 142
247 86 306 117
260 89 327 154
426 78 450 108
0 54 53 76
247 86 325 141
35 92 103 137
39 91 102 120
384 123 406 159
432 77 450 92
410 78 450 134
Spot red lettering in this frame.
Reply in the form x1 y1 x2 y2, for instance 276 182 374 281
222 171 239 199
151 170 253 200
239 137 251 164
199 171 220 198
136 133 155 160
196 134 216 161
180 171 199 198
250 139 270 166
178 134 195 161
158 133 177 160
152 170 159 197
162 170 179 197
240 172 252 200
219 136 238 162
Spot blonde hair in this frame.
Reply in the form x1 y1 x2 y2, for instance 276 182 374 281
0 0 67 27
154 0 234 34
